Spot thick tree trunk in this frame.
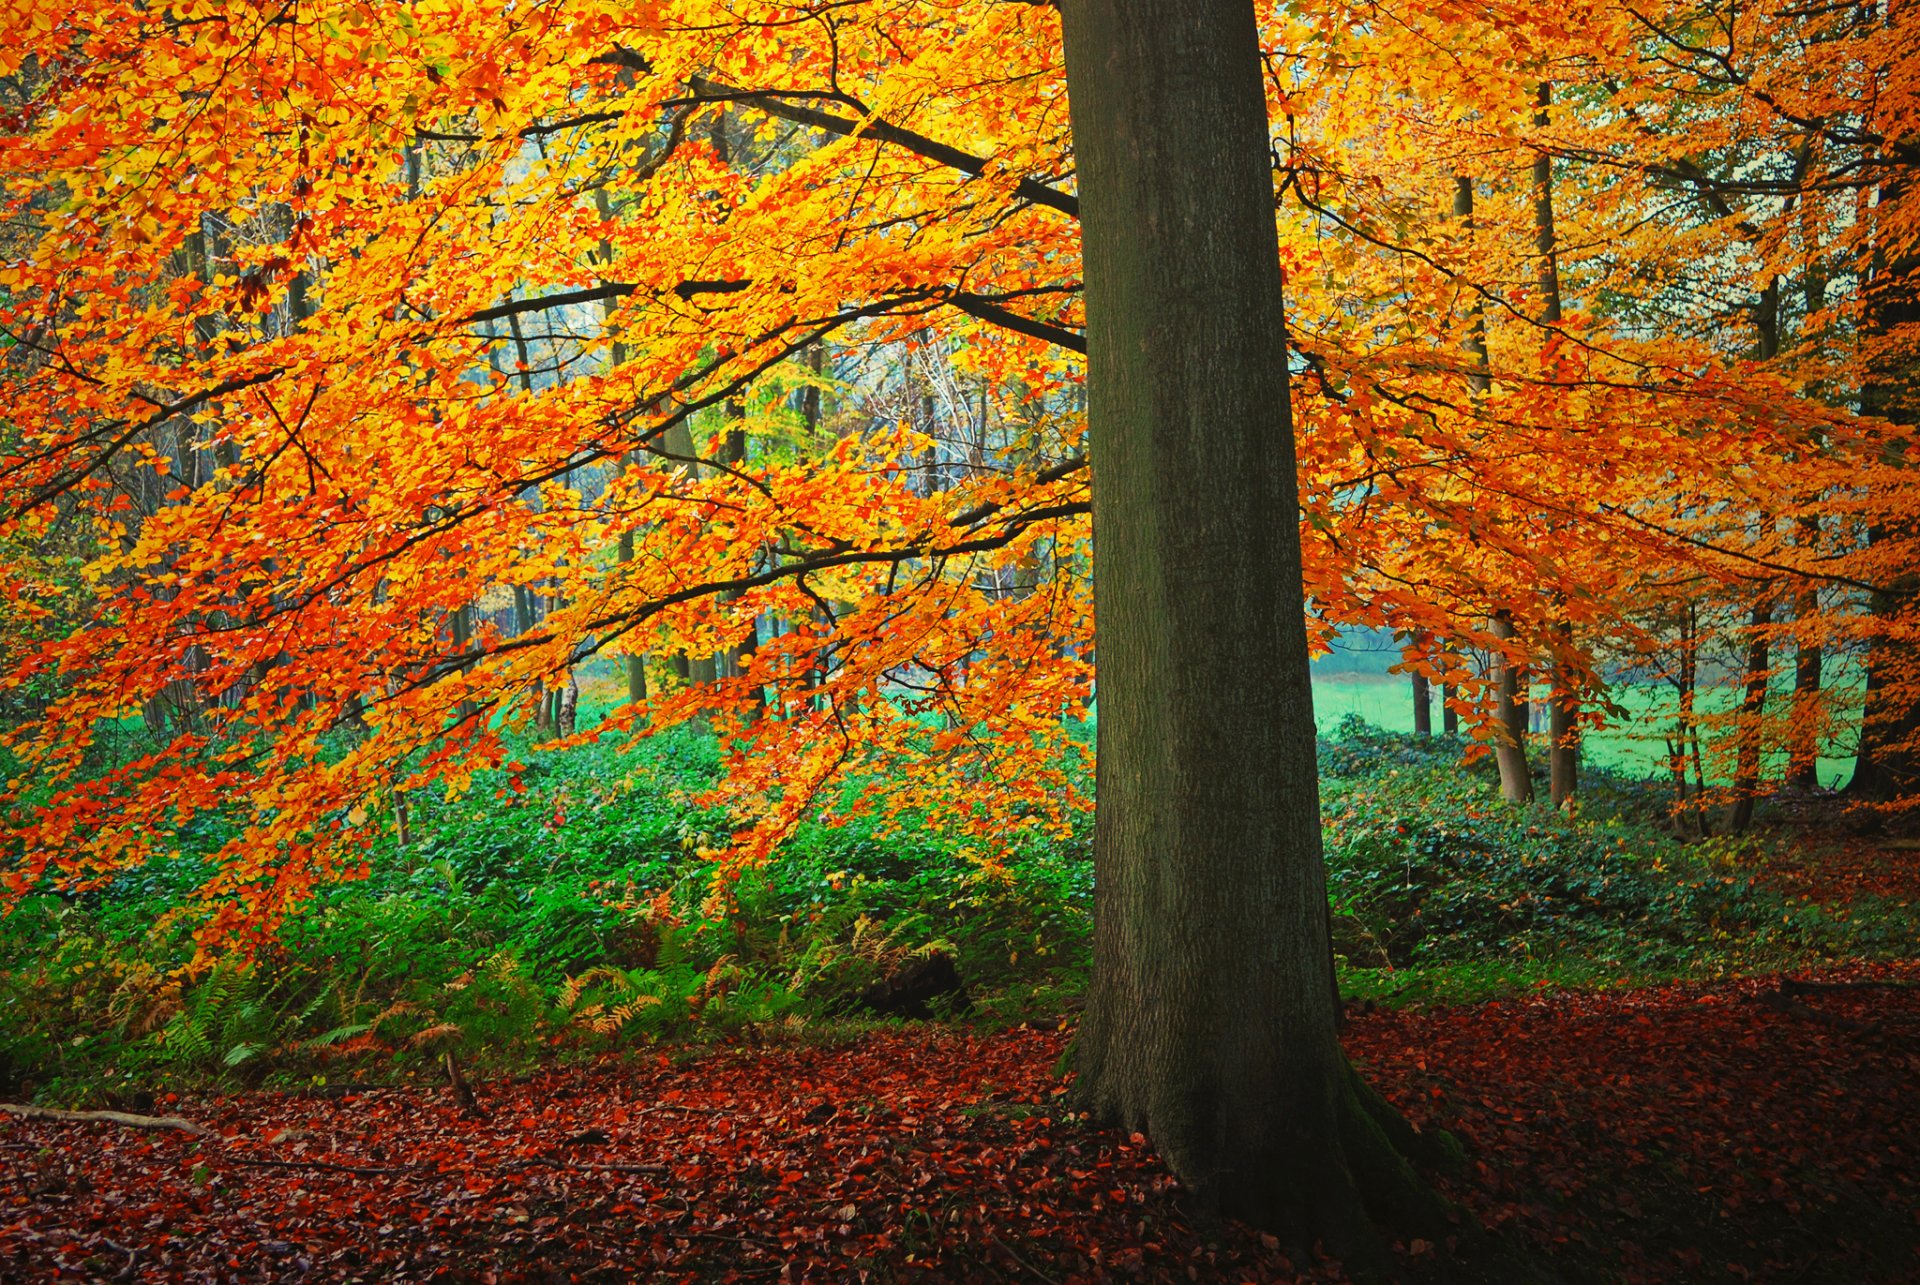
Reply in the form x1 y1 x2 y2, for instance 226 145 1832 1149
1059 0 1445 1257
1489 612 1534 803
1848 124 1920 803
1729 598 1773 833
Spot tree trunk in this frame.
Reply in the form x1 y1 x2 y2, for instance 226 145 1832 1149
1787 585 1823 790
620 526 648 704
448 601 477 724
1848 122 1920 803
1452 176 1491 397
1535 85 1578 807
1489 612 1534 803
1442 680 1458 734
1402 632 1431 736
1059 0 1445 1256
1729 597 1773 833
1785 510 1825 789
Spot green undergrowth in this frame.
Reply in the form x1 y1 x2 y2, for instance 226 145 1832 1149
2 717 1909 1106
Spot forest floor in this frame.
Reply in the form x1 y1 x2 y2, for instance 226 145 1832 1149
4 960 1917 1284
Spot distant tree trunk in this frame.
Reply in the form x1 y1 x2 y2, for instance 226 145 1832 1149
448 601 478 724
1460 174 1529 802
1665 604 1709 836
1060 0 1444 1256
717 406 764 716
1453 175 1492 398
1489 613 1534 802
619 525 648 704
1442 679 1458 734
557 670 579 739
1729 597 1774 833
660 416 714 690
1401 632 1431 736
1787 571 1823 790
1535 84 1578 807
1548 670 1577 806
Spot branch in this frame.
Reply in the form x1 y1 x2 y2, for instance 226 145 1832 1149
948 291 1084 352
460 279 750 327
678 76 1078 220
0 1103 211 1136
6 368 285 517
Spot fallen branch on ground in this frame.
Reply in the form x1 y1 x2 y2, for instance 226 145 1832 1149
1782 976 1920 995
1758 987 1882 1034
0 1104 211 1136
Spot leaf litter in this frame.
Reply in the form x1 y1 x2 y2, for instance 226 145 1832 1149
3 963 1916 1282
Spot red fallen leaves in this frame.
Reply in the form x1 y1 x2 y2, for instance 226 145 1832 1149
1748 838 1920 909
0 1029 1319 1284
3 967 1917 1283
1352 959 1920 1284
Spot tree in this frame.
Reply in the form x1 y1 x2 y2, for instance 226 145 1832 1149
1059 0 1445 1253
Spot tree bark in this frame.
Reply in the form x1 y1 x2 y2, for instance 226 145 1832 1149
1787 580 1823 790
1535 84 1578 807
1549 622 1578 808
1847 123 1920 803
1729 597 1773 833
1059 0 1445 1257
1489 612 1534 803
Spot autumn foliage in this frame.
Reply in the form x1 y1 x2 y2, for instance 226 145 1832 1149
1 0 1917 954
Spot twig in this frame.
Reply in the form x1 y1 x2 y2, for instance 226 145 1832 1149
1757 987 1882 1034
220 1156 418 1177
568 1160 671 1176
507 1154 671 1177
991 1235 1063 1285
1782 977 1920 995
101 1238 140 1284
0 1104 211 1136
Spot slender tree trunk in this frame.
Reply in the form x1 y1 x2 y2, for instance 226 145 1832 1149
1535 84 1578 807
1442 679 1458 734
1729 597 1774 833
1458 172 1530 800
1059 0 1445 1255
717 407 763 715
1402 632 1431 736
619 525 648 704
1489 611 1535 803
1787 573 1823 790
448 601 477 724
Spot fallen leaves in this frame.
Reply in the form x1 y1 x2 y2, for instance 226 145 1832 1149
5 967 1918 1282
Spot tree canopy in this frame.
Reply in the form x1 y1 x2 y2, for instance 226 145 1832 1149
2 0 1916 952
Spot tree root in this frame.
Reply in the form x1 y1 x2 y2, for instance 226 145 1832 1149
1758 987 1882 1034
1781 976 1919 995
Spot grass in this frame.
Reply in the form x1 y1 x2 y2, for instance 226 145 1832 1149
1311 673 1861 788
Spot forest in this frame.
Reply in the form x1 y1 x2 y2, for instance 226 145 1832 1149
0 0 1916 1281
